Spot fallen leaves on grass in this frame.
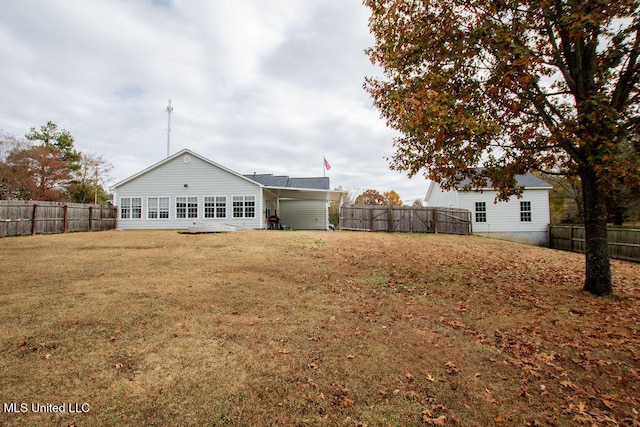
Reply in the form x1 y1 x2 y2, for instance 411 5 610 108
444 361 459 375
422 414 446 426
2 230 639 426
332 387 355 407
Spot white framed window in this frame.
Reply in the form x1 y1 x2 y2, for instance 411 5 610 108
232 196 255 218
205 196 227 218
148 197 170 219
475 202 487 223
120 197 142 219
176 197 198 219
520 201 532 222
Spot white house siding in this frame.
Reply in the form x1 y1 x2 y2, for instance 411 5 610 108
278 200 328 230
458 189 550 245
425 183 458 208
425 181 550 245
114 154 263 230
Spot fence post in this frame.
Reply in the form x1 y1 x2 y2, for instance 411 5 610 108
388 207 393 232
410 209 414 233
369 208 374 232
89 206 93 231
433 208 439 234
569 225 574 252
63 205 69 233
31 204 38 235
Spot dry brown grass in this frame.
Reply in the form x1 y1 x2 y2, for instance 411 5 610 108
0 230 638 426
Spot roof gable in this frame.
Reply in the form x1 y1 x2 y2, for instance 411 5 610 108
112 149 262 189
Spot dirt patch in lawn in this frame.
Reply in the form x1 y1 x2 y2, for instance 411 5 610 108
0 230 638 426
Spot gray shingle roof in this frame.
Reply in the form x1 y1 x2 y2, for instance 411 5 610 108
458 169 552 189
512 173 553 188
244 174 330 190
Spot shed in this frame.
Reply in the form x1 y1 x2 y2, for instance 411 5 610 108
425 172 552 245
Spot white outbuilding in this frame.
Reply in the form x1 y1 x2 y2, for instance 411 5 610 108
425 172 553 245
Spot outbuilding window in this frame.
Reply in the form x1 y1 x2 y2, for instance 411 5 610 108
475 202 487 223
520 201 532 222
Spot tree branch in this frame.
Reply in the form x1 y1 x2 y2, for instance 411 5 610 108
611 23 640 111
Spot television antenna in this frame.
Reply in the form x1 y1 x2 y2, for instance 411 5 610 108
166 99 173 157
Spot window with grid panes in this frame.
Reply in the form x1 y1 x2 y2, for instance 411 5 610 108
520 201 532 222
120 197 142 219
176 197 198 219
205 196 226 218
148 197 169 219
475 202 486 223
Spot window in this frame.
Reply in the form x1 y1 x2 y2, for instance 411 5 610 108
245 196 255 218
205 196 227 218
148 197 170 219
216 197 227 218
120 197 142 219
233 196 256 218
176 197 198 219
520 201 532 222
475 202 486 223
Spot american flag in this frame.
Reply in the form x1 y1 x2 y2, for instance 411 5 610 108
324 157 332 171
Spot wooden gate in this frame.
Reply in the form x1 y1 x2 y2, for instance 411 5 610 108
340 206 471 235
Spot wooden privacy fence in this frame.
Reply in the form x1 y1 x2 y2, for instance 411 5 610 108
0 200 117 238
548 225 640 262
340 205 471 235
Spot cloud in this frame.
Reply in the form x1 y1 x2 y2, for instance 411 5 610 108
0 0 430 204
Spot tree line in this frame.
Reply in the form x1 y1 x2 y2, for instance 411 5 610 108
0 122 112 204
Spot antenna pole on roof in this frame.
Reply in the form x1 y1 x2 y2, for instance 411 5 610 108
166 99 173 157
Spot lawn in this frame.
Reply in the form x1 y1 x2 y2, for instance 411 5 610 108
0 230 638 426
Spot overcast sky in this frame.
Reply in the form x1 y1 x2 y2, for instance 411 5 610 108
0 0 430 204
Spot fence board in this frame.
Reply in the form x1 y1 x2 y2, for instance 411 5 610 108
340 206 471 235
548 225 640 262
0 200 117 238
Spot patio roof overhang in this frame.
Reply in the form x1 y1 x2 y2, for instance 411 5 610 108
263 186 346 202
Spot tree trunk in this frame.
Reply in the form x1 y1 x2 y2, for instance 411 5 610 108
580 168 612 296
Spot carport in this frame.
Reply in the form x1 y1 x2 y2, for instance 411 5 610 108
261 186 346 230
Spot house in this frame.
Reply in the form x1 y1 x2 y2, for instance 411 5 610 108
424 172 553 245
110 149 345 231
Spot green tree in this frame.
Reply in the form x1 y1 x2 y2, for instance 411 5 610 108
545 174 584 224
26 121 81 171
364 0 640 296
605 184 640 225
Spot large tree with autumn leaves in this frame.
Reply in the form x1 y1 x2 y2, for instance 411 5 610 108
364 0 640 296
